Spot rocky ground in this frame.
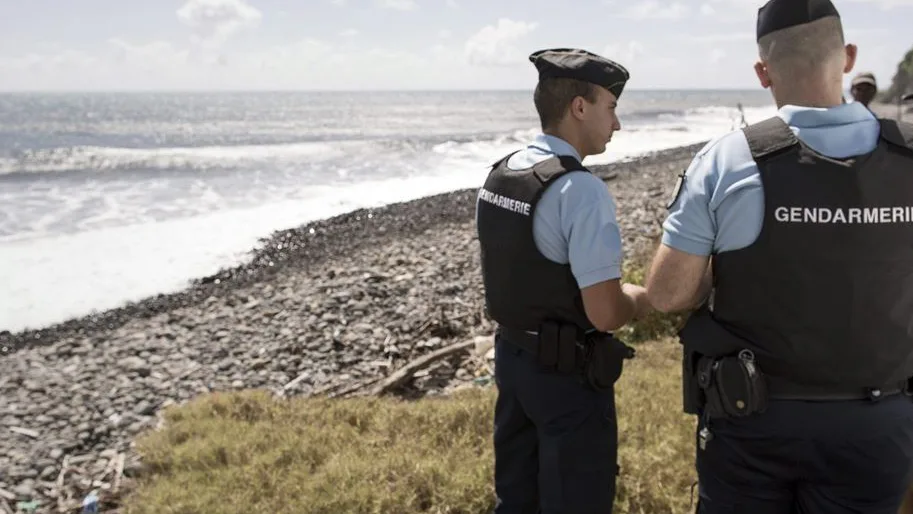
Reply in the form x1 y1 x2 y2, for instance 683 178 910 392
0 142 703 513
871 100 912 121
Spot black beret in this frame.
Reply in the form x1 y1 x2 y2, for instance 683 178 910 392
757 0 840 42
529 48 630 99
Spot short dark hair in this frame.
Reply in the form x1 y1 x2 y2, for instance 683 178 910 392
533 77 599 130
758 16 845 79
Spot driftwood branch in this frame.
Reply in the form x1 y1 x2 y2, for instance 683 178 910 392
369 338 477 396
55 454 70 513
279 371 312 396
114 453 125 492
328 376 385 399
281 335 485 399
9 427 39 439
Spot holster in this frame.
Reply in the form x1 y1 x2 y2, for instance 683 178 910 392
534 321 635 391
583 333 636 391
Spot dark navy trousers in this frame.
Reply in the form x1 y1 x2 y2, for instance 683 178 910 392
696 394 913 514
492 335 618 514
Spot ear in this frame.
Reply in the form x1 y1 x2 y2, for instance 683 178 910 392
843 43 858 74
754 60 771 89
569 96 587 121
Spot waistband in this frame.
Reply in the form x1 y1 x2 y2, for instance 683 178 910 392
497 326 542 354
766 376 911 401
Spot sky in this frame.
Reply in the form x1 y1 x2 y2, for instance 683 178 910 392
0 0 911 91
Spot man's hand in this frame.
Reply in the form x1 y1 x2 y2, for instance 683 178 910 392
622 283 653 320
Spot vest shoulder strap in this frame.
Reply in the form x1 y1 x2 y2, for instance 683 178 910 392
490 150 521 169
532 155 587 184
741 116 799 162
878 118 913 153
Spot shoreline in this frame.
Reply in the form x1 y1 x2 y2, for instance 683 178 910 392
0 141 706 354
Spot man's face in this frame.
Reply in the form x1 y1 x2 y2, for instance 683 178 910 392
851 83 877 106
580 87 621 156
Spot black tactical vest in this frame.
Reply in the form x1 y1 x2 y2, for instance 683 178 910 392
476 152 595 333
708 116 913 393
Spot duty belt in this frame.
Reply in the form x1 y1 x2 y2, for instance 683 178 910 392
496 325 589 367
766 376 911 401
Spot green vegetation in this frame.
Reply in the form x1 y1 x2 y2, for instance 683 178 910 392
883 45 913 103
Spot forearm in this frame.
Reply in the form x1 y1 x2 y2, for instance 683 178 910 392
616 287 639 326
688 264 713 309
648 279 709 313
645 246 712 313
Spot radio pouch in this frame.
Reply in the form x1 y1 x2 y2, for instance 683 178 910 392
697 350 768 419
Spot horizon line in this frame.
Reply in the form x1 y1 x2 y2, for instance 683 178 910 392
0 87 770 95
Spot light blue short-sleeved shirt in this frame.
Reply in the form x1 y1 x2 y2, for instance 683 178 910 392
476 134 624 288
662 102 881 256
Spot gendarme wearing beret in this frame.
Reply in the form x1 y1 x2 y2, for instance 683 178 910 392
528 48 630 99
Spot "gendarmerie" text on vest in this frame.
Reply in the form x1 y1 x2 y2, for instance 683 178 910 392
478 187 532 216
775 206 913 224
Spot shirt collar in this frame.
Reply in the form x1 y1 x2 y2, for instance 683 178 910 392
529 133 582 161
777 101 875 128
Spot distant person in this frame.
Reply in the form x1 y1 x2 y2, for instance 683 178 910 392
850 71 878 107
644 0 913 512
475 48 652 513
736 102 748 128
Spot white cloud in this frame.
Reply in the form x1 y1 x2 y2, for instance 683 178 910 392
710 48 727 64
4 0 909 92
464 18 538 67
0 37 467 91
176 0 262 49
330 0 347 5
602 41 646 68
688 32 753 43
375 0 417 11
446 0 459 7
0 50 99 76
107 38 190 67
623 1 690 19
844 0 913 8
697 0 758 23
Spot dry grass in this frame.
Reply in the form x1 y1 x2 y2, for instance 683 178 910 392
121 258 699 513
122 339 698 514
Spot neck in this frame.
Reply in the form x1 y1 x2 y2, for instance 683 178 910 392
772 76 845 109
543 126 588 159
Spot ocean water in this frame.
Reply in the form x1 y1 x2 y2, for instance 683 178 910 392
0 90 778 332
